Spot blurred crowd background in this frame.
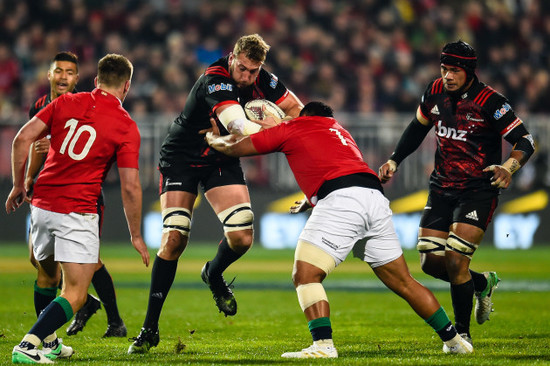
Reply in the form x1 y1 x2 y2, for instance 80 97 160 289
1 0 550 119
0 0 549 193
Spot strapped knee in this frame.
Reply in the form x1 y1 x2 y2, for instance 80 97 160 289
217 203 254 232
296 283 328 311
446 231 478 259
417 236 447 256
162 207 191 236
295 240 336 275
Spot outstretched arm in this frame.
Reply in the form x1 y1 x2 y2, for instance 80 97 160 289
205 131 259 157
379 107 432 183
118 167 150 267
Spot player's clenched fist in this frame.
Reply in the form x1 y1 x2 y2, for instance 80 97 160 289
378 160 397 184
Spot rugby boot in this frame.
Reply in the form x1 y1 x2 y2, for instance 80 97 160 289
443 333 473 354
281 340 338 358
12 342 53 364
103 321 127 338
128 327 159 354
201 261 237 316
475 271 500 324
66 294 101 336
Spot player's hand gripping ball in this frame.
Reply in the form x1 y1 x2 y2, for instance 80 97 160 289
244 99 285 121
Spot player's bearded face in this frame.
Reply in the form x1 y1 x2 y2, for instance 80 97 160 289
441 64 467 94
48 60 79 98
229 53 262 89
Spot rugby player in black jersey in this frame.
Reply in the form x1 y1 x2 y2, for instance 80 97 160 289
378 40 535 350
128 34 303 354
27 52 128 342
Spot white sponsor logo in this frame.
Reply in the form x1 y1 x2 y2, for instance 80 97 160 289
465 210 479 221
435 121 467 141
431 105 440 115
466 113 484 122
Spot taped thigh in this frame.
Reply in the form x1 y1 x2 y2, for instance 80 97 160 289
416 236 447 256
446 231 479 259
217 203 254 232
296 283 328 311
295 240 336 275
162 207 191 236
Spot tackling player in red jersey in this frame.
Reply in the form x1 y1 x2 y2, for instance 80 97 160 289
6 54 149 364
206 101 473 357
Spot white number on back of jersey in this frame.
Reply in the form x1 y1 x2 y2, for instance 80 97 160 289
329 128 348 146
59 118 97 161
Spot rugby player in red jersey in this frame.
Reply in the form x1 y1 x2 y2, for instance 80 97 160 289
27 51 129 341
7 54 149 364
206 101 473 357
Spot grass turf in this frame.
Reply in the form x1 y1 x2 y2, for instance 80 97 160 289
1 243 549 365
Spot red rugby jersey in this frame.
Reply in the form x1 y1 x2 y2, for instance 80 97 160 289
250 116 377 203
32 88 140 213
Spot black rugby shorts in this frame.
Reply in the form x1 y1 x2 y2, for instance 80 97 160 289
159 162 246 195
419 189 499 232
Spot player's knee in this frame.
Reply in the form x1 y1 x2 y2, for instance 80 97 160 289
162 207 191 237
292 240 335 286
159 207 192 258
226 229 254 253
217 203 254 233
29 256 39 270
417 236 446 257
158 230 188 258
296 283 328 311
446 231 478 259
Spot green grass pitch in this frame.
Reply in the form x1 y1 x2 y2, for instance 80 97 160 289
1 243 549 365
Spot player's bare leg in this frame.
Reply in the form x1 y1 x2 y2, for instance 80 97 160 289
373 255 472 353
13 261 94 363
281 260 338 358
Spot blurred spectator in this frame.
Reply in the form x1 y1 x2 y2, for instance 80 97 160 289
0 0 549 117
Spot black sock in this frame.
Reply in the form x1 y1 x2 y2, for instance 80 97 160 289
92 265 122 324
470 270 488 293
208 238 244 277
143 255 178 330
450 280 474 336
33 281 57 317
28 297 73 341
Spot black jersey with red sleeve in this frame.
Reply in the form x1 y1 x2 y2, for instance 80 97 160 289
419 77 525 193
29 94 52 119
159 55 289 171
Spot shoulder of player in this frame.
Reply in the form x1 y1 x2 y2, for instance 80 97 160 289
424 78 445 97
469 81 509 111
257 68 283 90
204 57 230 78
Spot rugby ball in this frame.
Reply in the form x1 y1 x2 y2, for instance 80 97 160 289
244 99 285 120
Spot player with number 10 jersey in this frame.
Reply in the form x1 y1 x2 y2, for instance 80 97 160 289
32 88 140 214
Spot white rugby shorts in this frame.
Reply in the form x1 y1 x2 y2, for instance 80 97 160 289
30 205 100 264
299 186 402 268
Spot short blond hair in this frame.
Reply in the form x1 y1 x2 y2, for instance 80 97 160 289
97 54 133 87
233 34 270 63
